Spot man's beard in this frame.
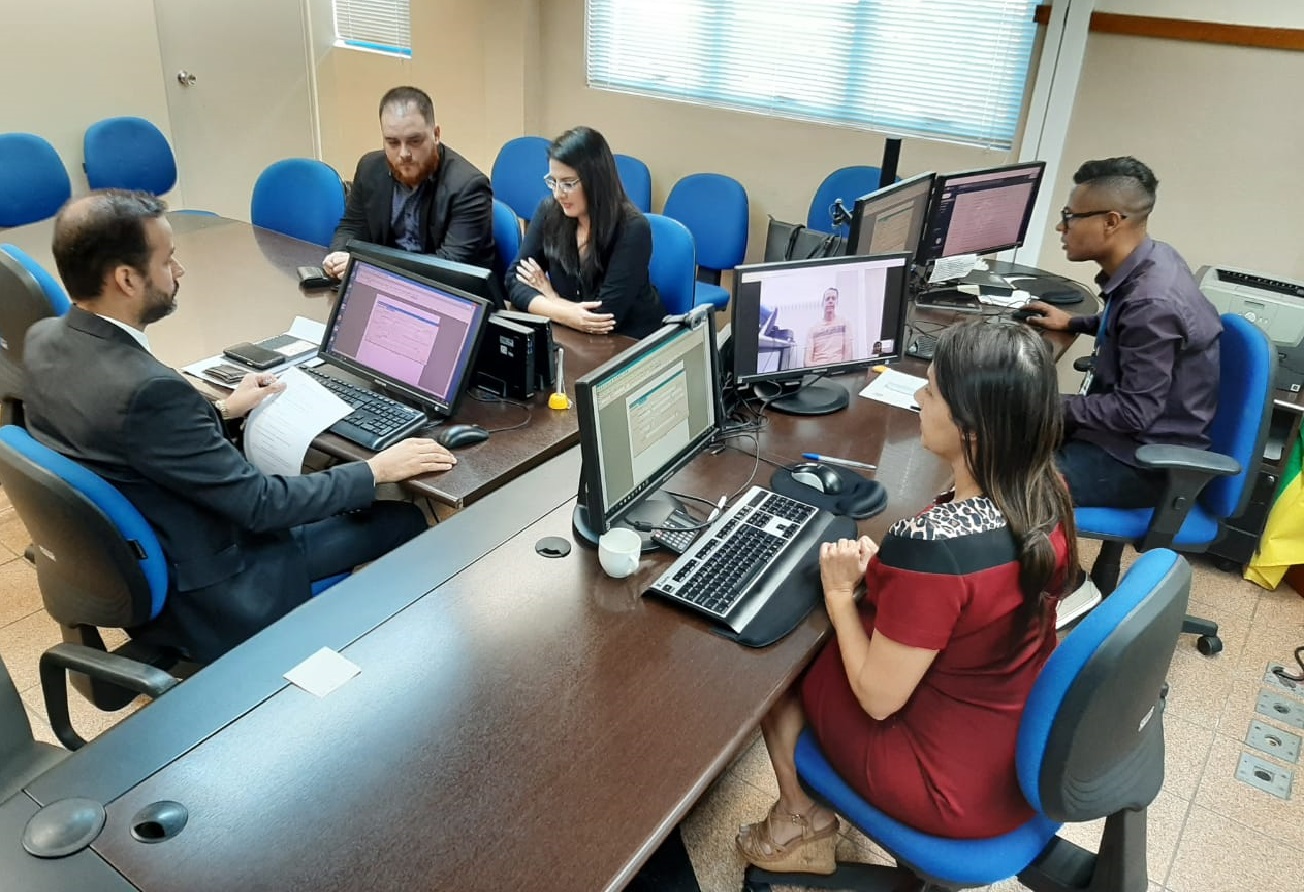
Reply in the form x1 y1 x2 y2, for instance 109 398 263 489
388 152 439 188
140 280 179 326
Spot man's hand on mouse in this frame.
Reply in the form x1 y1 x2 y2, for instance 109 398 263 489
367 438 456 483
1021 300 1073 331
322 251 350 280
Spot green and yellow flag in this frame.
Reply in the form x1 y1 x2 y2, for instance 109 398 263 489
1246 436 1304 589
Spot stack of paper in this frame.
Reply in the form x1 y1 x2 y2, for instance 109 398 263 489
859 369 925 411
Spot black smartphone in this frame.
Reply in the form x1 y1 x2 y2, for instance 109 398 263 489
222 341 287 370
297 266 336 290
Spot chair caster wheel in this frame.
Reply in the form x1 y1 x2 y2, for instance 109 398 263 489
1197 635 1223 655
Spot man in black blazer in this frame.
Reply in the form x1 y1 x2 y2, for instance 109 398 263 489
322 86 497 281
23 191 458 663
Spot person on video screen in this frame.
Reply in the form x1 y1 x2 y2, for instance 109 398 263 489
804 288 853 366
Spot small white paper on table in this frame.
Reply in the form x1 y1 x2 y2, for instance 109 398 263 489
283 647 360 698
180 316 328 388
859 369 925 411
978 292 1030 309
927 253 978 285
244 366 351 476
286 315 327 346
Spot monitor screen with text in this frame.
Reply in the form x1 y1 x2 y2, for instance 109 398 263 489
916 161 1046 262
323 257 489 415
847 172 936 259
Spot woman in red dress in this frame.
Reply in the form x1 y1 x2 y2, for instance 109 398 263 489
737 320 1078 874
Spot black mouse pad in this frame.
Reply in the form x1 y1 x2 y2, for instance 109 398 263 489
769 466 888 519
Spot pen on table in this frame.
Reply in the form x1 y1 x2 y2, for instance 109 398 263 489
802 453 878 472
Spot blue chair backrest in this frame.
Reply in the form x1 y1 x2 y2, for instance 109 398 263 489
615 154 653 213
491 136 551 221
647 214 696 315
492 198 522 274
83 116 178 196
1017 549 1188 821
250 158 346 248
662 173 749 272
0 244 70 316
1204 313 1274 520
807 165 887 235
0 426 168 626
0 133 72 227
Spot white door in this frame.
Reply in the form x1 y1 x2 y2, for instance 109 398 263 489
153 0 317 220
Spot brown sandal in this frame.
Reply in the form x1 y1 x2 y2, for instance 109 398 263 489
736 801 839 875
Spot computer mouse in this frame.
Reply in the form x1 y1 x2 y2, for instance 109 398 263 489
435 423 490 450
1011 306 1048 324
790 462 844 495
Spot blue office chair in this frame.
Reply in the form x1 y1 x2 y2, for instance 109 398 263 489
0 245 70 426
1076 313 1274 656
615 153 653 213
806 165 889 238
250 158 346 248
647 214 697 316
0 426 346 748
491 136 551 221
83 116 178 195
492 198 522 275
662 173 749 311
745 548 1191 892
0 133 72 228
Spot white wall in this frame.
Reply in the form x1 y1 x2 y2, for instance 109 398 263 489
0 0 173 196
1093 1 1304 29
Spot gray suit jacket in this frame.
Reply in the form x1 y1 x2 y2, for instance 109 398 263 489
23 308 376 662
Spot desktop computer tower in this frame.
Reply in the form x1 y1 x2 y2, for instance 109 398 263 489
473 314 536 400
495 309 555 391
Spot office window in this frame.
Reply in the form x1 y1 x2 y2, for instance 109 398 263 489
334 0 412 58
586 0 1040 150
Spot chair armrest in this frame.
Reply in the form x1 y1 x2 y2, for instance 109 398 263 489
1134 445 1241 552
39 643 180 751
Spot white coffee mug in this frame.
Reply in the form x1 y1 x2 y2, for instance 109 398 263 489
597 527 643 579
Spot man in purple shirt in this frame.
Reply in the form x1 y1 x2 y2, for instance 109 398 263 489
1025 156 1221 509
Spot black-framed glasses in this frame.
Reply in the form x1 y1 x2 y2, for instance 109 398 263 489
1059 207 1126 228
544 175 581 195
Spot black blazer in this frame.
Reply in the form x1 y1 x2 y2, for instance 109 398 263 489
23 308 376 663
506 201 667 339
329 143 497 274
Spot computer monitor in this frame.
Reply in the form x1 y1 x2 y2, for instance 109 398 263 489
344 239 502 309
915 161 1046 263
730 252 912 416
846 172 936 259
320 255 491 418
572 308 724 549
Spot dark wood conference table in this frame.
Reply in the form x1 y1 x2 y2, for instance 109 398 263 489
2 213 627 508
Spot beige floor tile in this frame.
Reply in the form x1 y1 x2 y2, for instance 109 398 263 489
1252 586 1304 627
1163 714 1216 801
18 680 146 746
0 484 11 514
0 608 64 695
0 507 30 559
1180 595 1254 666
724 730 780 798
1233 609 1304 679
1187 558 1262 620
1167 803 1304 892
1164 648 1237 730
0 552 43 627
680 761 771 892
1215 672 1304 738
24 705 60 747
1192 732 1304 854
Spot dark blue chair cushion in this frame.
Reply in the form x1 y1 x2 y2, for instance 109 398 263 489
663 173 749 272
491 136 551 221
647 214 696 315
614 154 652 213
83 116 178 196
250 159 346 248
0 133 72 227
1075 504 1218 547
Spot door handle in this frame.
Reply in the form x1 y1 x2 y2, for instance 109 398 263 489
177 70 197 87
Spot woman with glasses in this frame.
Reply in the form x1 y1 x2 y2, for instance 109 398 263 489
505 126 666 338
736 321 1077 875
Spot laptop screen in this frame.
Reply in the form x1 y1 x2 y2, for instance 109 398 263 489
321 256 490 416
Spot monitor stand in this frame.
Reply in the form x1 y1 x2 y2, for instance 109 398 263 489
572 491 686 554
752 378 849 416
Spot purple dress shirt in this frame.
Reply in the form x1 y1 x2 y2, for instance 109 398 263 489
1063 237 1221 466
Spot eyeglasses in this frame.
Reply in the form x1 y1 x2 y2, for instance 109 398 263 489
1059 207 1127 228
544 176 581 195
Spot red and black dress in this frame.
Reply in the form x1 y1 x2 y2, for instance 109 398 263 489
801 495 1066 838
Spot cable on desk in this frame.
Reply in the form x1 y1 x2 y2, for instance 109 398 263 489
466 389 534 434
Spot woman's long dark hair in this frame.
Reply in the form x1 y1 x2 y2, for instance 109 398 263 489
540 126 636 294
932 321 1079 631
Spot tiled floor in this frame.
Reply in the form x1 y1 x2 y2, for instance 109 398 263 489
3 495 1303 890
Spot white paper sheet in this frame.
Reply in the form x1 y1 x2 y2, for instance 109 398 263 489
179 316 327 388
283 647 360 697
243 367 351 476
859 368 926 412
927 253 978 284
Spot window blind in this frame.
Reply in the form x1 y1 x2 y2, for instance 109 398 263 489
334 0 412 57
586 0 1040 150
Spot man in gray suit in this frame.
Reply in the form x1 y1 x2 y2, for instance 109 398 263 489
23 191 456 662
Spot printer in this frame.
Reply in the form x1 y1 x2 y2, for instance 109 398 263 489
1197 265 1304 393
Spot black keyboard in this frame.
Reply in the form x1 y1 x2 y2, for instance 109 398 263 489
646 486 822 631
305 368 427 451
907 333 937 360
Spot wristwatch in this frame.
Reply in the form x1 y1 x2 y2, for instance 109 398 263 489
215 399 231 421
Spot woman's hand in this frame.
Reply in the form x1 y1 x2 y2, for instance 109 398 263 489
819 536 878 609
558 300 615 335
515 258 559 301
